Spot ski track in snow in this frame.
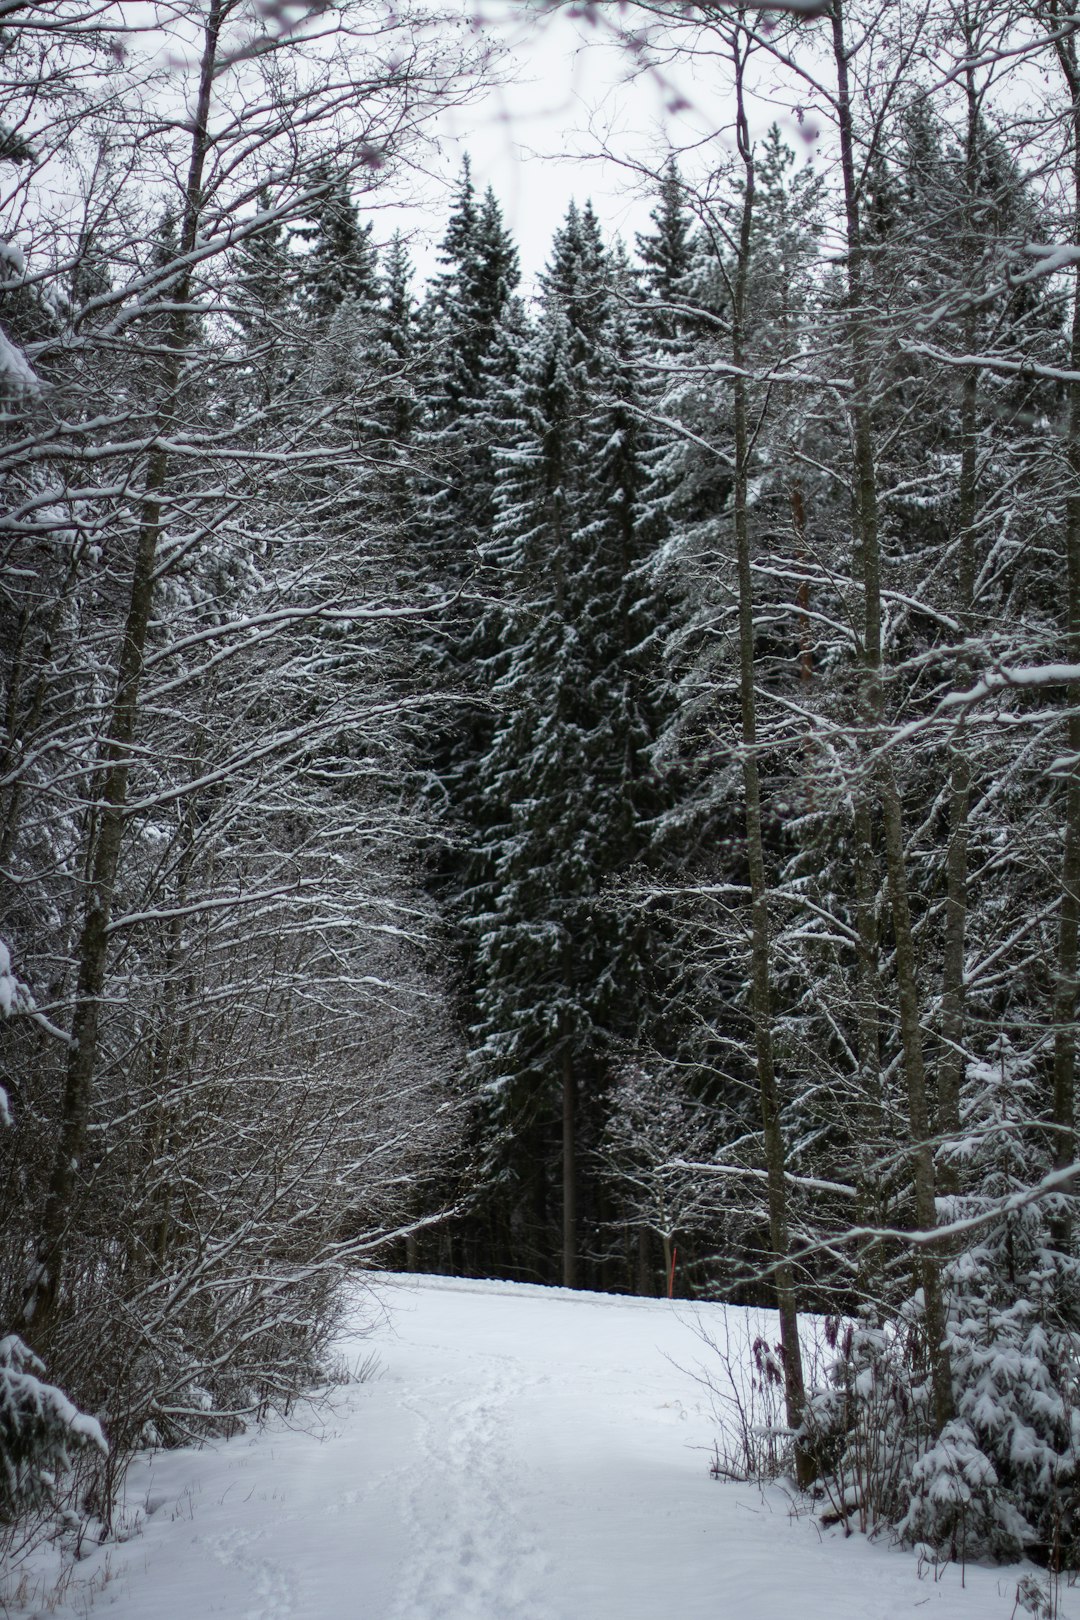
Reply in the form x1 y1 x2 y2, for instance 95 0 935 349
4 1273 1068 1620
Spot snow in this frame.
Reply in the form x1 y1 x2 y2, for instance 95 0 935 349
0 1336 107 1456
1023 241 1080 275
0 940 23 1122
5 1274 1065 1619
0 939 16 1017
0 325 39 391
941 664 1080 710
0 239 26 276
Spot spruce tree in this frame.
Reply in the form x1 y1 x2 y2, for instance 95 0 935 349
411 166 522 988
378 230 416 445
296 161 380 326
465 203 664 1288
635 158 694 340
418 163 521 587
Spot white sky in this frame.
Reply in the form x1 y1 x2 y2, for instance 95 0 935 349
9 3 1055 303
379 4 824 286
383 1 1067 290
0 2 832 300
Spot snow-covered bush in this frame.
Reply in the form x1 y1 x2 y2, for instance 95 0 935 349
0 943 109 1535
912 1041 1080 1563
0 936 32 1127
0 1336 105 1523
900 1417 1028 1564
804 1040 1080 1564
803 1312 935 1536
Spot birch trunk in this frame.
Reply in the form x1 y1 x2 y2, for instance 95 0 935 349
1050 8 1080 1240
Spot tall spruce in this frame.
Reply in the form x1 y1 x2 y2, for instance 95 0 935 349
412 165 522 990
296 161 381 327
465 203 664 1287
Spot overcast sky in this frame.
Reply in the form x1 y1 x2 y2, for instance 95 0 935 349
382 3 822 285
109 2 827 290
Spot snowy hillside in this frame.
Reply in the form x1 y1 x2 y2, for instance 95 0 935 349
4 1276 1063 1619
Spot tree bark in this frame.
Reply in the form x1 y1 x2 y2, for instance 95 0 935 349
831 0 953 1433
636 1225 653 1295
562 1048 577 1288
731 30 811 1487
26 0 225 1325
938 50 980 1190
852 792 885 1276
1049 9 1080 1243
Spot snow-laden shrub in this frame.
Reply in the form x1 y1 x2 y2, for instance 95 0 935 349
803 1312 935 1536
0 1336 106 1523
0 941 112 1538
0 935 33 1127
804 1039 1080 1564
900 1417 1029 1562
912 1040 1080 1563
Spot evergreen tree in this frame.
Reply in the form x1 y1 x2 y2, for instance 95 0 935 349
378 230 416 445
296 161 380 327
465 203 665 1288
231 186 296 410
410 165 523 1033
418 163 521 585
635 158 694 340
233 185 291 334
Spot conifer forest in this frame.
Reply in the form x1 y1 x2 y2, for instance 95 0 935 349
9 0 1080 1577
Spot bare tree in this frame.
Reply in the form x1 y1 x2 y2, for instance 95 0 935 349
1 0 481 1515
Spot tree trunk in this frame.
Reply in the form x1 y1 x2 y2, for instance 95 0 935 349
938 54 981 1190
731 32 811 1487
636 1226 653 1296
831 0 953 1433
1052 271 1080 1240
1050 12 1080 1242
25 0 225 1325
562 1048 577 1288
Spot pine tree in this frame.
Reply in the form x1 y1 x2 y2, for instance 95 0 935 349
296 161 380 326
465 203 665 1288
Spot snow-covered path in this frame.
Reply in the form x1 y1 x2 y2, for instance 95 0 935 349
8 1275 1066 1619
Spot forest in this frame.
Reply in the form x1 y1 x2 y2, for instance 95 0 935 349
4 0 1080 1577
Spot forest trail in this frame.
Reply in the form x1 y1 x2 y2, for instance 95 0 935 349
7 1276 1062 1620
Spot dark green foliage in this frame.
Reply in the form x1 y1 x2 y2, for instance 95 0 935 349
0 1337 105 1524
636 158 694 338
458 204 669 1283
296 162 381 326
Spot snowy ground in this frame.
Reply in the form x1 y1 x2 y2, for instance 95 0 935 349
3 1273 1069 1619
